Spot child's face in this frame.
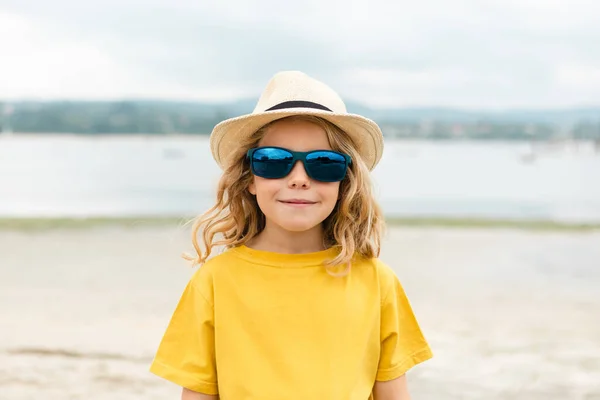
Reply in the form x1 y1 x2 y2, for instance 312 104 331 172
248 119 341 234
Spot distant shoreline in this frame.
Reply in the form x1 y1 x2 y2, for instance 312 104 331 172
2 133 599 146
2 100 599 141
1 216 598 232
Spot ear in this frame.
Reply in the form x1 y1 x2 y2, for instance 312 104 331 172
248 179 257 195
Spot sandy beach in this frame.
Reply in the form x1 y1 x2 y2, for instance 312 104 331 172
1 224 599 399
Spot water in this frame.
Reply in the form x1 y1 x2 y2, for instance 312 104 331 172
1 134 599 222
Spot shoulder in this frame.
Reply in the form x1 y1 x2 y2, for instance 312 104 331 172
375 258 402 296
356 256 398 283
372 258 397 280
353 256 401 303
188 247 240 301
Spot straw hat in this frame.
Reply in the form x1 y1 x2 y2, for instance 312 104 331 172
209 71 384 170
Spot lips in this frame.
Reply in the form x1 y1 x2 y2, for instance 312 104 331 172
278 199 317 205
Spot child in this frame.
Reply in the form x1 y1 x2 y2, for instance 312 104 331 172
150 71 432 399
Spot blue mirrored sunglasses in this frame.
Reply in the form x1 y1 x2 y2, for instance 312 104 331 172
247 146 351 182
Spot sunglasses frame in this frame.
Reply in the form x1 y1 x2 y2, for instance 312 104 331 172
246 146 352 182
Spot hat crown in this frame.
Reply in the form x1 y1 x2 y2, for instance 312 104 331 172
253 71 347 114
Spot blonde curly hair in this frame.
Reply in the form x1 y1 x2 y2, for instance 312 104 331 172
185 115 385 273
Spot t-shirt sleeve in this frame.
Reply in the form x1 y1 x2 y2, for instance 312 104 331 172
149 276 218 395
376 267 433 381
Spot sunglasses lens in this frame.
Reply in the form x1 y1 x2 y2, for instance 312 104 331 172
305 151 348 182
251 148 294 178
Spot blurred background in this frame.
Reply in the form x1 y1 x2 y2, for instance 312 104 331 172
0 1 599 399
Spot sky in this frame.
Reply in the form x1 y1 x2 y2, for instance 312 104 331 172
0 0 599 109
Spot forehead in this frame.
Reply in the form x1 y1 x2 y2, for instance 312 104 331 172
258 119 331 151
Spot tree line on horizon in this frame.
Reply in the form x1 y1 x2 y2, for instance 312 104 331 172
1 100 599 140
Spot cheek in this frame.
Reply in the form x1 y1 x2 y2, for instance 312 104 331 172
319 182 341 205
253 177 282 199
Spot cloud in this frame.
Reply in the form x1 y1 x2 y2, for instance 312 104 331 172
0 0 599 108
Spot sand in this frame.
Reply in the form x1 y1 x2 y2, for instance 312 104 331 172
1 225 599 399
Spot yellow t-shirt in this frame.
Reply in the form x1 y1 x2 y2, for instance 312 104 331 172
150 245 432 399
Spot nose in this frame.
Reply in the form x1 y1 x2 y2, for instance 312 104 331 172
287 160 311 189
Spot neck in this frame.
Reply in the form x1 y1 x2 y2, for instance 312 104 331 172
247 222 326 254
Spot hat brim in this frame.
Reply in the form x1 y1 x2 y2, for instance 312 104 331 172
209 108 384 170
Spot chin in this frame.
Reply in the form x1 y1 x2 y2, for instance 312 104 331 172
277 219 322 233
